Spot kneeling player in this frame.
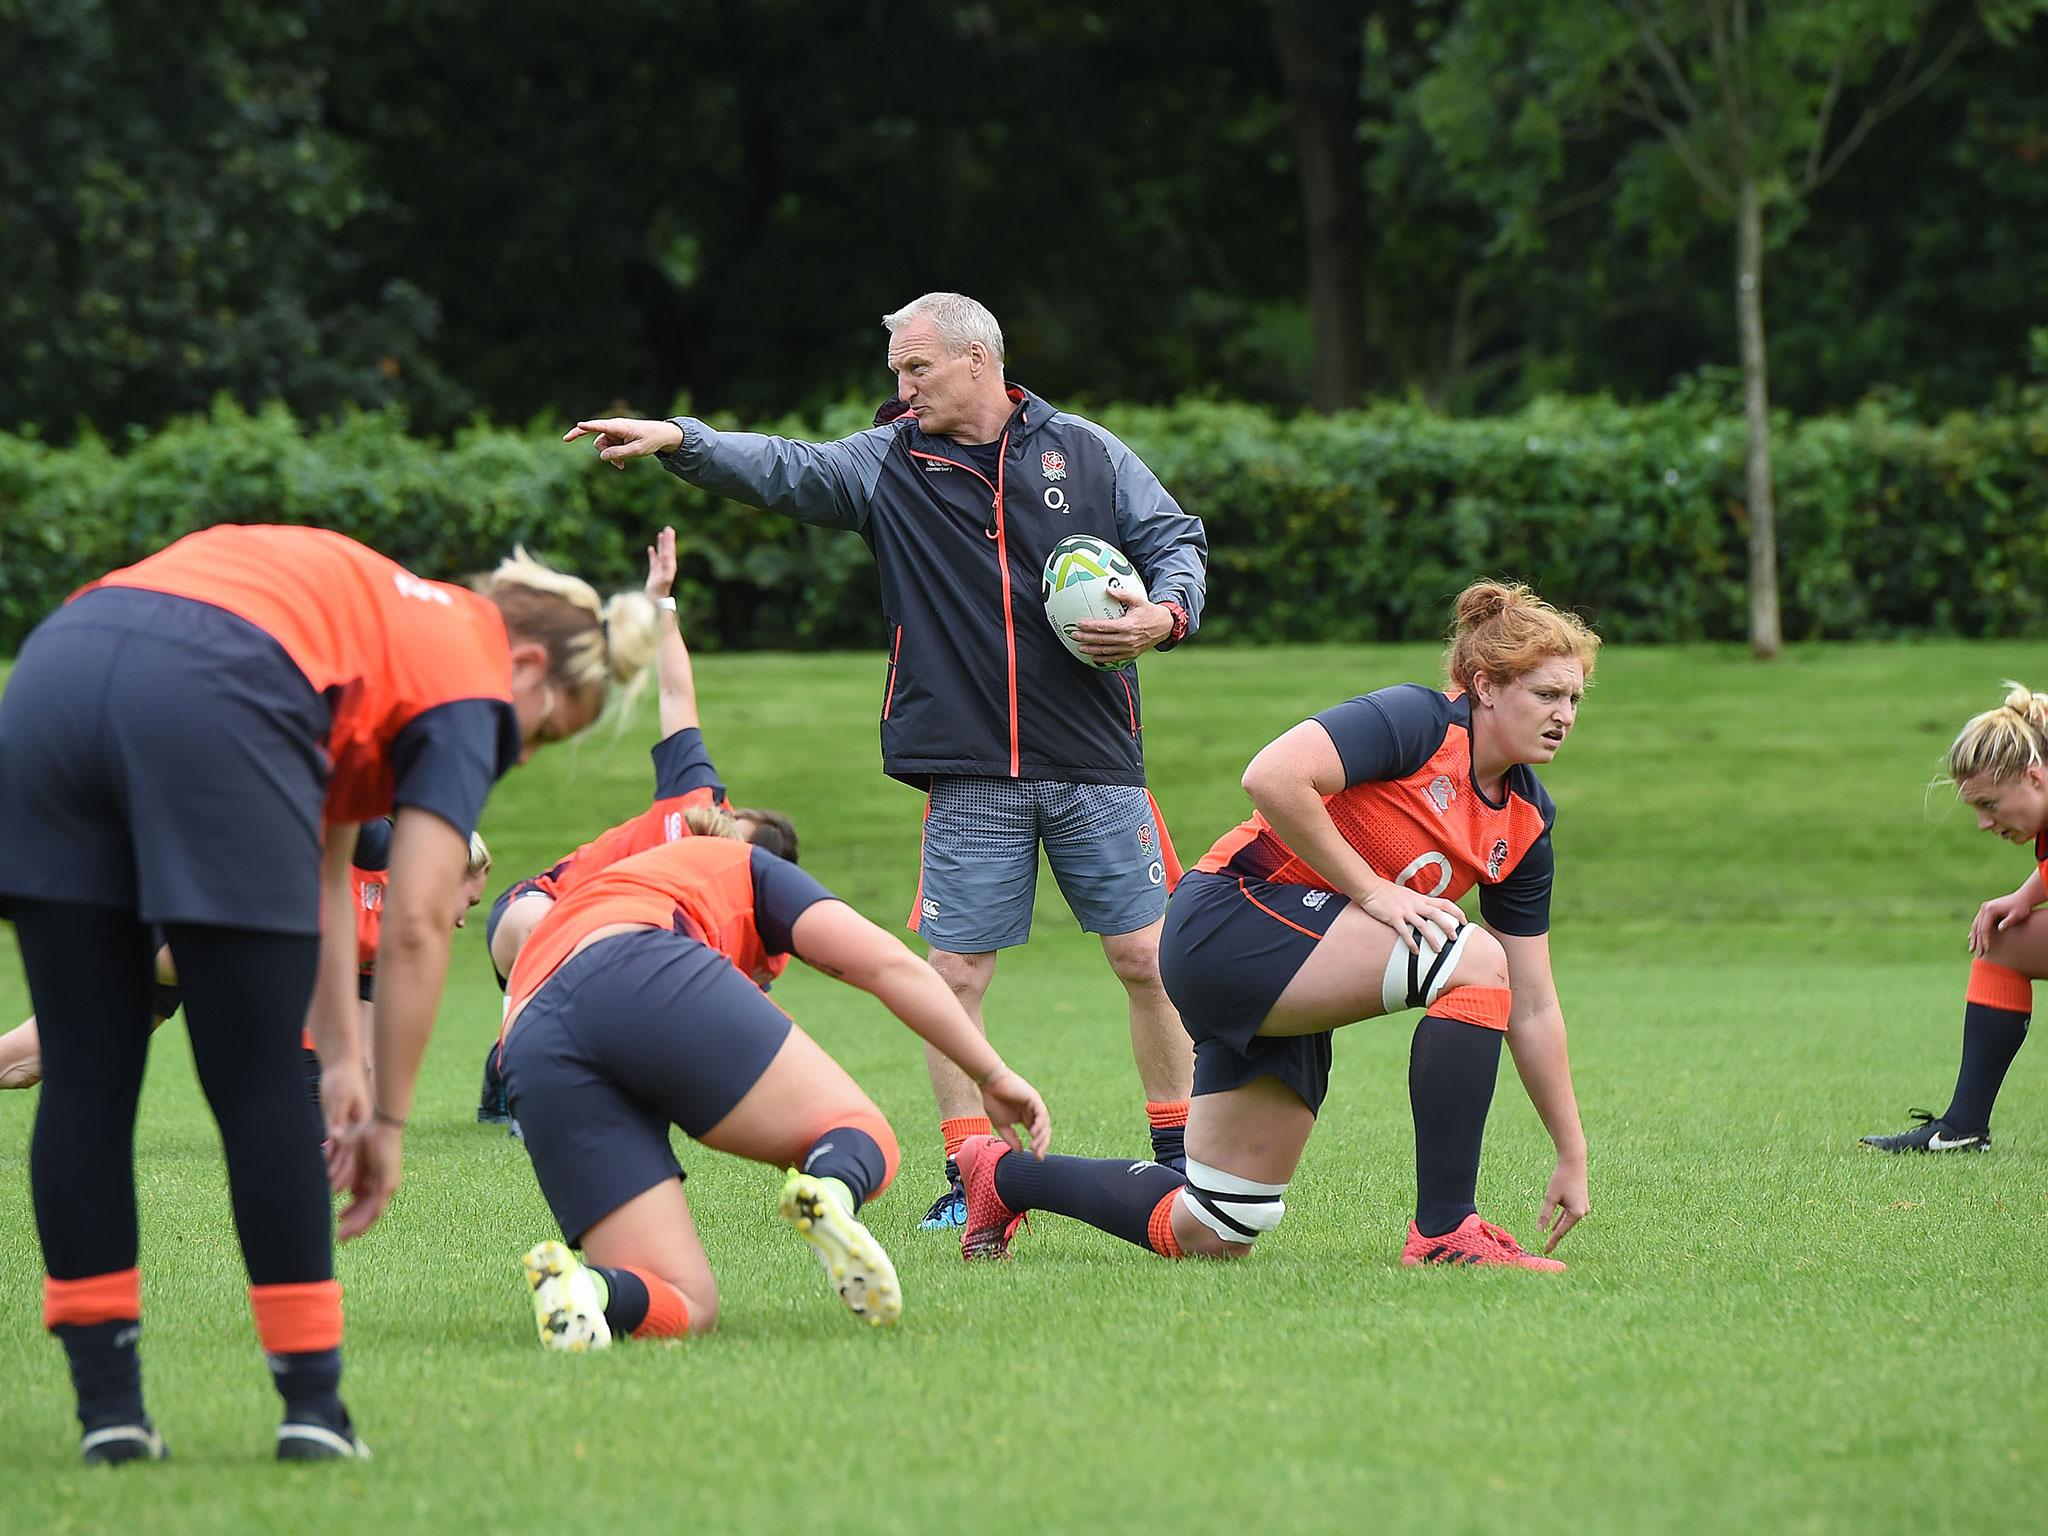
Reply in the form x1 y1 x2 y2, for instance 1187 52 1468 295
954 581 1596 1270
477 527 793 1124
1863 683 2048 1152
501 824 1049 1347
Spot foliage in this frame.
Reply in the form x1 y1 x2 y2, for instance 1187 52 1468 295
4 391 2046 650
3 2 2045 439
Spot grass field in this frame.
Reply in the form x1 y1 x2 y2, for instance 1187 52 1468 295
2 640 2045 1535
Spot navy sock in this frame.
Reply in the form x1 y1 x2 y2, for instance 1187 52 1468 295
1410 1015 1504 1239
1148 1121 1187 1173
1942 1002 2029 1135
588 1266 650 1335
55 1320 145 1431
802 1127 887 1210
994 1152 1187 1252
268 1347 343 1426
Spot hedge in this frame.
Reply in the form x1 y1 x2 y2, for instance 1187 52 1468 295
3 392 2045 652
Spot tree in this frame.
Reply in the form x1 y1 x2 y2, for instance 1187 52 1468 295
1422 0 2046 655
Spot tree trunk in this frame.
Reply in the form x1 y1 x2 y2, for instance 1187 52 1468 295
1734 170 1781 659
1269 0 1369 412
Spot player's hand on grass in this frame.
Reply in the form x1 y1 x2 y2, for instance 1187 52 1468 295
1969 890 2033 957
645 525 678 602
1539 1159 1588 1254
1071 587 1172 665
563 416 683 466
336 1118 405 1242
981 1067 1051 1158
1360 885 1467 956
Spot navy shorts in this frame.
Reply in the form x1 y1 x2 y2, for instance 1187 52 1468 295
1157 869 1350 1115
913 777 1169 952
500 929 794 1246
0 589 331 933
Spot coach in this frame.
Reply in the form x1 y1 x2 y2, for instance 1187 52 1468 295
567 291 1208 1221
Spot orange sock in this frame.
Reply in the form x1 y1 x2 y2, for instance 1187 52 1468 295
1431 985 1512 1031
44 1267 141 1330
941 1116 991 1160
623 1268 689 1338
249 1280 344 1354
1966 961 2033 1012
1146 1190 1185 1259
1145 1100 1189 1129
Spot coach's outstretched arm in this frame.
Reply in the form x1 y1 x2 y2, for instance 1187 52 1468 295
1496 931 1589 1254
565 415 891 533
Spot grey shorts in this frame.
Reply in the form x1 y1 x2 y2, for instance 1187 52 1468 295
909 777 1169 953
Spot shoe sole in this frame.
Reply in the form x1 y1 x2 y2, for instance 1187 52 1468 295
781 1175 901 1327
522 1240 613 1352
1859 1139 1992 1152
277 1422 371 1461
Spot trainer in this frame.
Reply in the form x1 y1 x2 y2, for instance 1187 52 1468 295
566 291 1207 1225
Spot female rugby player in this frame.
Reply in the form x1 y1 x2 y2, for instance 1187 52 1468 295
0 821 491 1098
1863 683 2048 1153
0 524 656 1466
502 821 1050 1348
476 527 793 1126
951 581 1597 1270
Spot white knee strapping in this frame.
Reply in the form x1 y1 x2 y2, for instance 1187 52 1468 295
1380 922 1474 1014
1178 1158 1289 1244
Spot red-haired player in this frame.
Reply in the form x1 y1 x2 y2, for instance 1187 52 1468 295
0 525 656 1465
952 581 1599 1271
501 829 1050 1347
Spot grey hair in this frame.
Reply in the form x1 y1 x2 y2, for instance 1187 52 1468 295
881 292 1005 364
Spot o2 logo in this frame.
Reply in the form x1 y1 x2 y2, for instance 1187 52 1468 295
1044 488 1071 514
664 811 684 843
1394 851 1452 896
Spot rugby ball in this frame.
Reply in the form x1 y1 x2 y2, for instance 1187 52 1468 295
1041 535 1147 671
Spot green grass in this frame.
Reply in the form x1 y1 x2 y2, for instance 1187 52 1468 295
3 640 2046 1534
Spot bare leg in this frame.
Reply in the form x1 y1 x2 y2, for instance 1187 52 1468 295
1100 919 1193 1102
578 1180 720 1335
1172 1078 1318 1257
922 948 996 1121
0 1015 42 1089
1262 906 1507 1036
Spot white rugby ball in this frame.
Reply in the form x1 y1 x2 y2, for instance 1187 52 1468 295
1041 534 1147 671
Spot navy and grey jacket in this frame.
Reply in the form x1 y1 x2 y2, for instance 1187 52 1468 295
659 385 1208 789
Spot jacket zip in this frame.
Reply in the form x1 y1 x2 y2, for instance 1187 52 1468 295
882 623 903 719
906 438 1020 776
1118 671 1139 736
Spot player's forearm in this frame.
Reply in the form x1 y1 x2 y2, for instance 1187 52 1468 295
868 953 1006 1084
1248 780 1387 902
306 830 364 1069
369 916 455 1121
655 614 700 736
1504 1004 1586 1163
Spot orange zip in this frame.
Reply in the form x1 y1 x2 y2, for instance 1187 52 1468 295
1118 671 1138 735
882 623 903 719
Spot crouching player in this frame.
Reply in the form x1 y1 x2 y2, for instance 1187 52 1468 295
478 527 794 1124
502 821 1050 1347
1863 683 2048 1152
953 581 1596 1270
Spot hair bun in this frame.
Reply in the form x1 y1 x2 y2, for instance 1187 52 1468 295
1454 581 1521 629
600 590 662 683
2003 680 2048 732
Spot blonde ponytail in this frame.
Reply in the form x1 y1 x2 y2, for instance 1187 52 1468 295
481 546 658 723
1948 681 2048 787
